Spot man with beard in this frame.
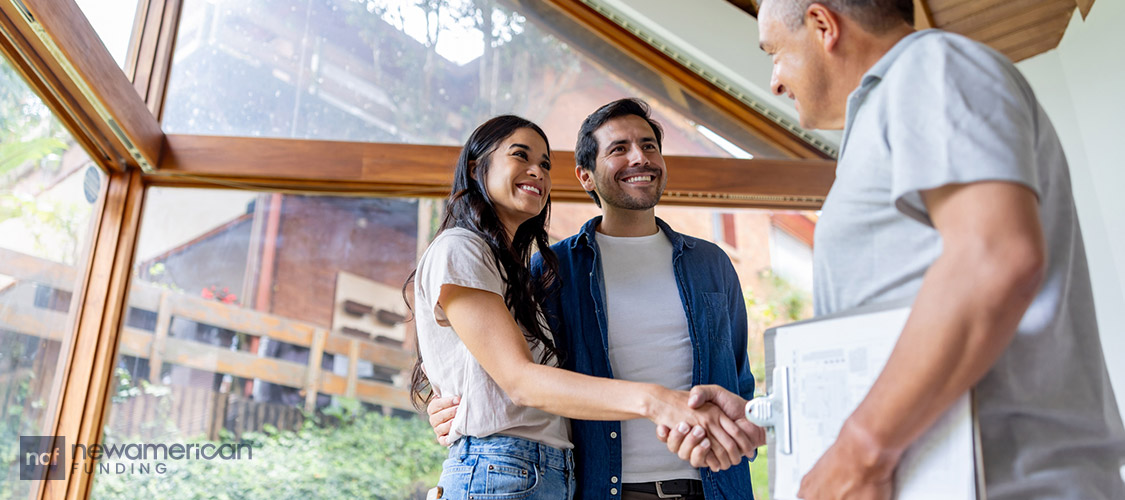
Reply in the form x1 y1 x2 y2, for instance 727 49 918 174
427 98 764 499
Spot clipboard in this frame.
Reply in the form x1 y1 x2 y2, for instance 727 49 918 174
748 300 985 499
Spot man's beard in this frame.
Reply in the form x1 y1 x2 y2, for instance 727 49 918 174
596 169 665 210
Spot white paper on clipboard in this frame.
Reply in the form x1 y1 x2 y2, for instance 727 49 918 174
760 303 983 500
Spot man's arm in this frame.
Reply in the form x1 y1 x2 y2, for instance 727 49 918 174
798 180 1045 499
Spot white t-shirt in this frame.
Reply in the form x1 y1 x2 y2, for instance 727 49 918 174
597 231 699 483
414 227 571 450
815 30 1125 498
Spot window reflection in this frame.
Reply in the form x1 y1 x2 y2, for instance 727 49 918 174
162 0 787 157
0 58 105 497
93 188 443 498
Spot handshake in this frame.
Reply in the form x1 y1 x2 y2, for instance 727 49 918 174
426 384 766 472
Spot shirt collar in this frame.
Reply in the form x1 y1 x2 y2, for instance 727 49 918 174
859 29 936 89
839 29 936 157
571 216 694 251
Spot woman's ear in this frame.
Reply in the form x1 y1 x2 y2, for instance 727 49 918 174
468 160 478 181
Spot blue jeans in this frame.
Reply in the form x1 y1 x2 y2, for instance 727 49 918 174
437 435 575 500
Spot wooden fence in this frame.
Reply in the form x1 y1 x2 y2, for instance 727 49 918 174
0 247 416 432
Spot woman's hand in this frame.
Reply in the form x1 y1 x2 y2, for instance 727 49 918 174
426 395 460 447
654 385 765 470
644 387 757 471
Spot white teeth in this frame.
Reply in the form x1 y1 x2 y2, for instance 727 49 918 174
624 175 653 183
519 185 540 195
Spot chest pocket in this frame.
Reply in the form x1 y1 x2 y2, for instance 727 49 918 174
702 293 729 339
702 288 738 378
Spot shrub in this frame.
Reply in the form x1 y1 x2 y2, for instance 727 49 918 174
90 409 445 500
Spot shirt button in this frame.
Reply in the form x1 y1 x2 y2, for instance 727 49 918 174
610 431 618 439
611 476 618 483
610 488 618 495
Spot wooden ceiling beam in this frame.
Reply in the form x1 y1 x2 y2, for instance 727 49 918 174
152 135 835 209
737 0 1096 62
969 1 1075 45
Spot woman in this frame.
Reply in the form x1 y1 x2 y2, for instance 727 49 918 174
409 115 745 499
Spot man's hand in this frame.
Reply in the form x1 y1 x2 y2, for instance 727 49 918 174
426 395 459 447
645 387 761 471
653 385 764 470
656 385 765 467
795 420 897 500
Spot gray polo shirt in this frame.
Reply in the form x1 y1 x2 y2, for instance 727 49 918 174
813 29 1125 498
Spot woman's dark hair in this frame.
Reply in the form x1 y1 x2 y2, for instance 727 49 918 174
404 115 562 410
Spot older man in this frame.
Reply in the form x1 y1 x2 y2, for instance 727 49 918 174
666 1 1125 499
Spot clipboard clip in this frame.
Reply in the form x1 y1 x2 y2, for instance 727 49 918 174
745 365 792 455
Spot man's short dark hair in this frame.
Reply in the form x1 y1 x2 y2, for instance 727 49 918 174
574 98 664 207
765 0 914 33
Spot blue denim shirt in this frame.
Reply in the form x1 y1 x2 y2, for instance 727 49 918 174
531 217 756 500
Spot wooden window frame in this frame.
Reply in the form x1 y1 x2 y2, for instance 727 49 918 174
0 1 836 498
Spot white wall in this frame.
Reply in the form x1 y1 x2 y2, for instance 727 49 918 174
1015 5 1125 421
595 0 1125 418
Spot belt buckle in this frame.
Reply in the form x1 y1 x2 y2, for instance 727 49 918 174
654 481 682 499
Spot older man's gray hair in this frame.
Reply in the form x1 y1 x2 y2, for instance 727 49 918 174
761 0 914 33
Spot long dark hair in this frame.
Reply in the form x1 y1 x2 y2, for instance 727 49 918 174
405 115 562 410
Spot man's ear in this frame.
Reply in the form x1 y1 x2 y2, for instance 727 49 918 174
468 160 478 181
575 165 596 192
805 4 841 52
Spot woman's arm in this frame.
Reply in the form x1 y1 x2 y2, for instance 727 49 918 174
439 284 753 466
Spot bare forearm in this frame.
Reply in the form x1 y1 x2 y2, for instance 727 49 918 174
846 247 1042 465
505 363 669 422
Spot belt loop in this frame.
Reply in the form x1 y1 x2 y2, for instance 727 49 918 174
537 442 546 468
458 436 471 462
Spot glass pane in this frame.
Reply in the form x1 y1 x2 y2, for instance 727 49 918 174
551 202 816 500
0 58 107 496
75 0 142 70
162 0 787 158
92 187 446 498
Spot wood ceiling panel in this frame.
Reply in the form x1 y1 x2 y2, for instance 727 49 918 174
731 0 1092 62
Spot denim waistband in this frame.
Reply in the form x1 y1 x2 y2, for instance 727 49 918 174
451 435 573 471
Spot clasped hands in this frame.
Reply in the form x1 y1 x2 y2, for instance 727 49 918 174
425 384 765 472
651 385 764 471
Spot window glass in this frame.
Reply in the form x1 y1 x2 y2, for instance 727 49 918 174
162 0 790 158
0 57 107 497
91 187 445 498
75 0 143 70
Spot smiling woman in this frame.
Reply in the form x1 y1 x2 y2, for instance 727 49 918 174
479 128 553 238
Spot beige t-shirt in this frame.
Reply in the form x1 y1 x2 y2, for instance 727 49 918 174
414 227 571 450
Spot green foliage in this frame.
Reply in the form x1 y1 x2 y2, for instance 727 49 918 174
0 370 42 499
745 269 811 326
0 137 67 177
742 270 811 500
0 58 91 265
0 191 90 264
744 269 812 397
89 407 446 500
1 59 71 178
750 445 770 500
